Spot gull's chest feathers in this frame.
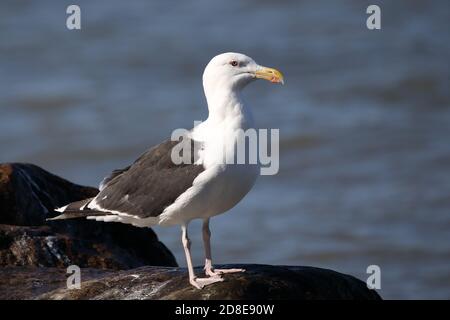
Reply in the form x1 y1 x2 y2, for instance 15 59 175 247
193 98 256 168
191 110 259 212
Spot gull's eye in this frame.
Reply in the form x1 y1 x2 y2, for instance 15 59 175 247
229 60 239 67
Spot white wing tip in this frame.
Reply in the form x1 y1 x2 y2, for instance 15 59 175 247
55 205 68 213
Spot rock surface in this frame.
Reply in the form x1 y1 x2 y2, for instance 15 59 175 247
0 264 381 300
0 266 115 300
0 163 98 226
0 163 177 269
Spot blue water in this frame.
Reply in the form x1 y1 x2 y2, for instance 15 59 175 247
1 0 449 299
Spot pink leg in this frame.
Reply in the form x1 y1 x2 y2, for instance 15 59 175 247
181 224 223 289
202 219 246 277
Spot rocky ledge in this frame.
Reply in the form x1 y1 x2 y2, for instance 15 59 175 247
1 264 381 300
0 163 177 269
0 163 381 300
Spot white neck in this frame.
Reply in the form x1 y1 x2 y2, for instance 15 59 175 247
203 84 254 129
191 82 256 168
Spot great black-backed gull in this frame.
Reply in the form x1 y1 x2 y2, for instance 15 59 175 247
50 52 284 289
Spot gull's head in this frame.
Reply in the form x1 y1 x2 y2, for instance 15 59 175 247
203 52 284 93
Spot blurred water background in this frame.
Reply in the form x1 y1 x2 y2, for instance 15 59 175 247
1 0 449 299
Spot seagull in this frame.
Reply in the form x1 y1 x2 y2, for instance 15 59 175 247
50 52 284 289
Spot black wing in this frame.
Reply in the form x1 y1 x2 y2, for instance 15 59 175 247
99 166 131 191
93 137 204 218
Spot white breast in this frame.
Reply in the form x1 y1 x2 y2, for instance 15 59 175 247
156 104 259 226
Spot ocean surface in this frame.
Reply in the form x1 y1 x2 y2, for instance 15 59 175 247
1 0 449 299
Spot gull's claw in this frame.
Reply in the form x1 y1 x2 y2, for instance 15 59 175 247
190 276 224 289
205 268 246 277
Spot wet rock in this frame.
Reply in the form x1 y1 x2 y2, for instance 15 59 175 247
0 264 381 300
0 266 114 300
0 163 98 226
0 163 177 269
0 223 177 269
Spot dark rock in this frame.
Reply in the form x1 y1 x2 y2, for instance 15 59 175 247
0 266 114 300
0 223 177 269
0 163 98 226
0 264 381 300
0 163 177 269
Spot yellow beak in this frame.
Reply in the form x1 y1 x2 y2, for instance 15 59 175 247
255 66 284 85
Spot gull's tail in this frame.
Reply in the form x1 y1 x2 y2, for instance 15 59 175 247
47 197 109 221
48 197 156 228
